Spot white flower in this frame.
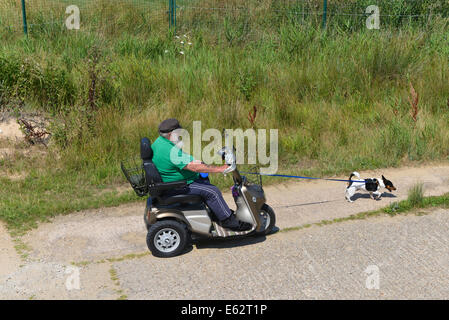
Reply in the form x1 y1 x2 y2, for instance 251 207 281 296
175 36 180 39
179 51 185 55
164 50 169 53
180 41 184 44
188 42 192 45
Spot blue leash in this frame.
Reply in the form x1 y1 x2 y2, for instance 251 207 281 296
240 172 365 183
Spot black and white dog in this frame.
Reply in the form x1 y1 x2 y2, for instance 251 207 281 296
345 172 396 202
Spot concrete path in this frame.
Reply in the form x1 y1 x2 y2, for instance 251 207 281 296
1 164 448 299
0 224 21 282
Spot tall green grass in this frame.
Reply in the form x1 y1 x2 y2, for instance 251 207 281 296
0 0 449 231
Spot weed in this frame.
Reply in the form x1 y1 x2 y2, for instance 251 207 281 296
408 182 425 208
409 82 419 123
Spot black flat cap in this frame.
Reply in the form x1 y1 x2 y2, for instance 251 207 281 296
158 118 182 133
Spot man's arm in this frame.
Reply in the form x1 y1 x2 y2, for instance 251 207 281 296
184 160 229 173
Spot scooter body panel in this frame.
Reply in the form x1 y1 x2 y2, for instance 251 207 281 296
183 206 213 236
147 201 212 236
237 184 266 232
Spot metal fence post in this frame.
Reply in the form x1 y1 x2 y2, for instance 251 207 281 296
169 0 173 28
169 0 177 29
21 0 28 35
173 0 177 29
322 0 328 28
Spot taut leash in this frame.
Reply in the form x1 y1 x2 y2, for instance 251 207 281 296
240 172 365 183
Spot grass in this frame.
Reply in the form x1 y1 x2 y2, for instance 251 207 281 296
12 237 32 260
0 0 449 232
407 182 425 208
108 265 128 300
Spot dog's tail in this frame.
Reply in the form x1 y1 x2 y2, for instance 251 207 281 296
348 172 360 187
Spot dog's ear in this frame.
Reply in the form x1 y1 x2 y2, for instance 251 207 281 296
382 175 386 180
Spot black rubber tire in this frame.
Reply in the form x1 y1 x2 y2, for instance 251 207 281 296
143 212 150 231
255 204 276 236
146 220 189 258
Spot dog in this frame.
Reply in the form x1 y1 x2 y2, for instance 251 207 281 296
345 172 396 202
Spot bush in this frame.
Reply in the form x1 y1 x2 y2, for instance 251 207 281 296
0 54 75 113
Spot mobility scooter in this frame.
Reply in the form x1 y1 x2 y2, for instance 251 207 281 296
121 137 276 258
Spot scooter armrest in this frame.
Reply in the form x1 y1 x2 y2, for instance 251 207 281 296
150 181 187 191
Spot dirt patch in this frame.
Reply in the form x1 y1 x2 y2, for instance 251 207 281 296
0 112 50 145
4 172 27 181
0 114 50 170
0 118 24 141
0 147 15 159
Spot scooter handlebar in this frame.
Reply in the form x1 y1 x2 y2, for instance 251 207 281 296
223 163 236 174
217 146 237 174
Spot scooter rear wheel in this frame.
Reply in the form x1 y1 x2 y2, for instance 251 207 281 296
255 204 276 236
147 220 189 258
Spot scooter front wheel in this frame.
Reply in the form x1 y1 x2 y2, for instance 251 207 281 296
255 204 276 236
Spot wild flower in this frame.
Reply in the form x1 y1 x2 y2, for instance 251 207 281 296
172 33 193 58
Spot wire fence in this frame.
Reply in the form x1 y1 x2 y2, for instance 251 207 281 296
0 0 168 35
1 0 448 37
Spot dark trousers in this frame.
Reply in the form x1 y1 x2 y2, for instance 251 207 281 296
164 178 232 221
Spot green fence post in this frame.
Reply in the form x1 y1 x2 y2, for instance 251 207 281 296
169 0 177 29
322 0 328 28
21 0 28 36
169 0 172 28
173 0 176 30
174 0 177 29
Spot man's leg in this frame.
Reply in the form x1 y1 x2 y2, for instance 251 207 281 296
186 179 232 221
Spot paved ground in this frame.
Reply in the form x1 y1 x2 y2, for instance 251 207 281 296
0 164 448 299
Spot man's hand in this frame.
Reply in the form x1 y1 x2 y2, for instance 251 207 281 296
185 161 230 173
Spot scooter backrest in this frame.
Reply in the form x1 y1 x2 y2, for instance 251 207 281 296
140 137 153 161
140 137 163 185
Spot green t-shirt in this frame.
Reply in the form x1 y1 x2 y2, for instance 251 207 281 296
151 136 199 184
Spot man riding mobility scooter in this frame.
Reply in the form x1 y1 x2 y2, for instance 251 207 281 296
121 138 276 258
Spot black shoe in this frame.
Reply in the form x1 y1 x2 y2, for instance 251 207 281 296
220 214 239 229
236 221 253 232
220 215 252 232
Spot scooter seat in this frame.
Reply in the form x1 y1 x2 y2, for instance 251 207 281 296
157 194 204 206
